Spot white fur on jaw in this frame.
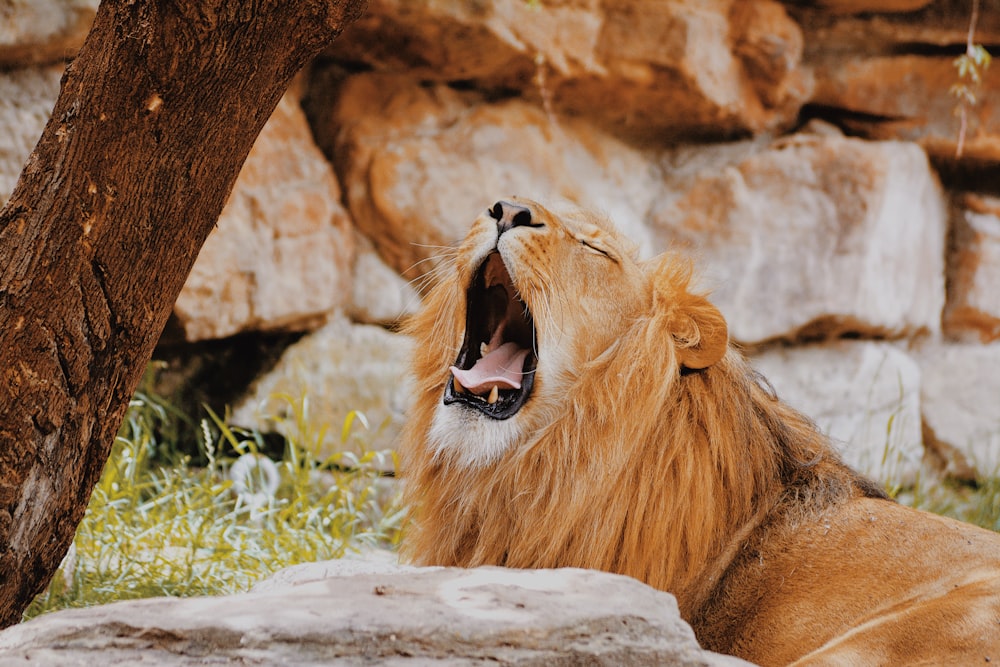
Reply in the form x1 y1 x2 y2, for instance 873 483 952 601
428 357 573 469
428 402 526 468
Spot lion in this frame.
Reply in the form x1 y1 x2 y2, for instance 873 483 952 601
400 198 1000 666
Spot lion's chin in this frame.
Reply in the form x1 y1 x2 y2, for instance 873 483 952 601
428 405 525 468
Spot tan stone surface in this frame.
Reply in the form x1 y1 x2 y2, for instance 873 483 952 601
229 314 413 455
0 65 62 202
327 0 810 141
0 0 96 67
914 340 1000 476
347 230 421 327
172 93 354 341
945 194 1000 342
811 54 1000 162
650 127 948 344
751 341 924 486
0 565 755 667
325 73 657 284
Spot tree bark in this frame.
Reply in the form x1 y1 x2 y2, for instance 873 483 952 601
0 0 367 627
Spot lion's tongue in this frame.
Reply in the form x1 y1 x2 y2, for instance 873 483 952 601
451 341 530 394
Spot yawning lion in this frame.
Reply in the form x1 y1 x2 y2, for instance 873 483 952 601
400 198 1000 666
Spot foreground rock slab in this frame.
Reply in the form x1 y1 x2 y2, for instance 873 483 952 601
0 565 754 666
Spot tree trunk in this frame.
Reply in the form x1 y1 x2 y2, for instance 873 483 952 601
0 0 367 627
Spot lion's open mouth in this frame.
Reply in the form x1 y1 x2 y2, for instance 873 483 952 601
443 251 536 419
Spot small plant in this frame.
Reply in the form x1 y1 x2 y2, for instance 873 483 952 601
951 0 992 158
25 391 403 620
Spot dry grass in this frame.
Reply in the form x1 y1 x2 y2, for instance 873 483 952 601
25 391 403 620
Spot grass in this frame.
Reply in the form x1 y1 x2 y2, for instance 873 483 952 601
25 389 404 620
899 475 1000 533
856 366 1000 534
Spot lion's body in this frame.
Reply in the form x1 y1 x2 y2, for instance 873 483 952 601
401 199 1000 666
701 498 1000 665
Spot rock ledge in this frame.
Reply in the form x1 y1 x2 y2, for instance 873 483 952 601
0 563 754 666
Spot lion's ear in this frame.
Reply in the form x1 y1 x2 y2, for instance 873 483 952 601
647 255 730 371
670 296 729 370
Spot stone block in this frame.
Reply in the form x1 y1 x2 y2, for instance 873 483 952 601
751 341 924 486
0 564 754 666
651 129 947 345
172 93 354 341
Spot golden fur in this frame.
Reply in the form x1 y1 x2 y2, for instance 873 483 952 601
401 198 1000 666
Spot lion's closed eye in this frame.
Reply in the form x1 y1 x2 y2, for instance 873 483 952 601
578 237 617 262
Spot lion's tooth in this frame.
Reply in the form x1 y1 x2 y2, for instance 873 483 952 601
487 385 499 405
453 377 466 394
480 342 489 357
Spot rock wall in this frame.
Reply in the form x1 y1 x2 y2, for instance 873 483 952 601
2 0 999 480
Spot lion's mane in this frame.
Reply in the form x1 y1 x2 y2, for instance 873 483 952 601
399 200 1000 666
401 252 878 616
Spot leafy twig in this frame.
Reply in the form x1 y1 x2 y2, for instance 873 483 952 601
951 0 991 158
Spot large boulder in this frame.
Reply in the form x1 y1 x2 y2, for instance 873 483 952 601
914 340 1000 477
0 564 755 666
229 313 413 455
810 54 1000 162
650 126 948 345
796 3 1000 161
0 0 96 67
944 194 1000 342
750 341 924 486
321 73 658 282
172 92 355 342
794 2 1000 55
0 71 356 344
346 229 421 327
326 0 809 141
0 65 63 202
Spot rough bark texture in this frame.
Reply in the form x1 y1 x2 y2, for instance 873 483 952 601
0 0 366 628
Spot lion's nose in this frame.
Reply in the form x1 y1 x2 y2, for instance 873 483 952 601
489 200 534 235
